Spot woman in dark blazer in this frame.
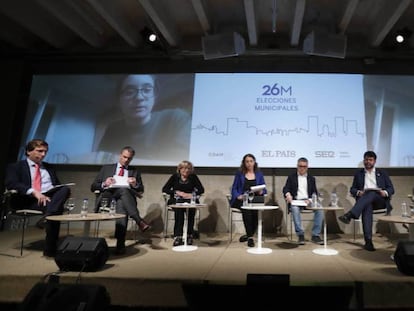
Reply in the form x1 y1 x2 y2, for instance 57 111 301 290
230 153 267 248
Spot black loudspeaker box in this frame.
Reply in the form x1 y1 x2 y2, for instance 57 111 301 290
19 282 110 311
202 32 246 60
394 240 414 276
55 236 109 272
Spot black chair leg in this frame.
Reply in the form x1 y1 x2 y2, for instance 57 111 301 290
20 214 28 256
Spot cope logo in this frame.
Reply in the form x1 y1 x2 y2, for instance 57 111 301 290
315 151 335 158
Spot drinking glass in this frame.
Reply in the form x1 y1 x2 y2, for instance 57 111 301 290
317 192 323 208
100 198 109 213
66 198 75 214
330 192 338 207
248 192 254 207
401 202 408 217
174 191 180 203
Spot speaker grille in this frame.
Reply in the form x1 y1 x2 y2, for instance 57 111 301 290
394 240 414 276
55 237 109 272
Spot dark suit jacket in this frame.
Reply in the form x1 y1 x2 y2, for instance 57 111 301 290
5 160 64 211
350 168 394 213
90 164 144 210
230 170 267 207
282 172 318 212
5 160 61 195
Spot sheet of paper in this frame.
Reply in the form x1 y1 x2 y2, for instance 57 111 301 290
109 175 130 188
250 184 266 192
291 200 308 207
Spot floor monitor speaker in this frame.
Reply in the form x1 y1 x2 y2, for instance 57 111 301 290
55 236 109 272
394 240 414 276
20 282 110 311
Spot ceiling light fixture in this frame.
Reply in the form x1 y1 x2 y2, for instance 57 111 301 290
395 27 412 44
140 27 158 44
148 33 157 42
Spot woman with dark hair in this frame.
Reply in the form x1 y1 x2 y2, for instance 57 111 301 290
98 74 191 162
230 154 267 248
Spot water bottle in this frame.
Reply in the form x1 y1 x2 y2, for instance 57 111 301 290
311 192 318 208
330 192 338 207
401 202 408 217
243 191 249 206
110 199 116 216
191 190 196 205
81 198 88 218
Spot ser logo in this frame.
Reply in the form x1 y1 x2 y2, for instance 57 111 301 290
315 151 335 158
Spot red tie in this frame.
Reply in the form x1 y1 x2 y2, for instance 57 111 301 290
33 164 41 192
118 166 124 176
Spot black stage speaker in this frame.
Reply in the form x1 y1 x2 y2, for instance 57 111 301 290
394 240 414 276
202 32 246 60
55 236 109 272
303 30 347 59
20 282 110 311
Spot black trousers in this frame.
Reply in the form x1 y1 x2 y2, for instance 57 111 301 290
232 198 258 238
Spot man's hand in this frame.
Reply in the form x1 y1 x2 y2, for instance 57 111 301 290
33 190 51 206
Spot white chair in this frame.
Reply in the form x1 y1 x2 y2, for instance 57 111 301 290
2 189 44 256
285 204 314 240
226 194 243 242
352 207 389 241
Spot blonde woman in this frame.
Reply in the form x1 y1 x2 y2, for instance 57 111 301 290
162 161 205 246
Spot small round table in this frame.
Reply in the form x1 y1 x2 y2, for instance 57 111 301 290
241 204 279 254
168 203 208 252
377 215 414 241
46 212 126 237
307 206 344 256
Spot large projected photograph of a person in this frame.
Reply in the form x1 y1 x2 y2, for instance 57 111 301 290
97 74 193 164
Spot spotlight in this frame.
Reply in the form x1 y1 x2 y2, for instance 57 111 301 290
396 34 404 43
140 27 158 44
395 27 412 44
148 33 157 42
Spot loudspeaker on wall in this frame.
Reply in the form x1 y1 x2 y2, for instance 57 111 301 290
202 32 246 60
394 240 414 276
55 236 109 272
303 30 347 59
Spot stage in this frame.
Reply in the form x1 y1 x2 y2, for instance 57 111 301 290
0 226 414 310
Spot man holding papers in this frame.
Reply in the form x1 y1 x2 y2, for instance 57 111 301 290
339 151 394 251
5 139 71 257
282 157 324 245
91 146 151 255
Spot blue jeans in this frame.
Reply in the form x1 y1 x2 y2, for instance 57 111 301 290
290 205 324 237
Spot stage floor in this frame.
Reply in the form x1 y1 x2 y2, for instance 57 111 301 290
0 226 413 309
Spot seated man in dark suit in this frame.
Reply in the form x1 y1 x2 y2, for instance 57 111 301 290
5 139 71 257
90 146 151 255
339 151 394 251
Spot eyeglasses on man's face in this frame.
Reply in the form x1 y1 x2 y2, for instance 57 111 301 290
297 164 308 168
121 85 155 99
